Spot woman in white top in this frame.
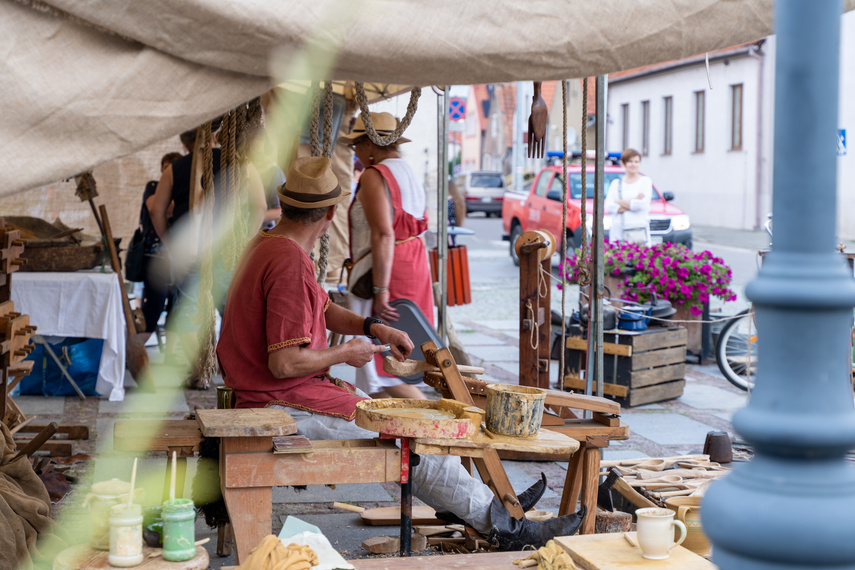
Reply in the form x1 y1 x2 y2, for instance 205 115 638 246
604 148 652 245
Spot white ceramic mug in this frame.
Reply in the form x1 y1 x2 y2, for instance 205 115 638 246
635 507 687 560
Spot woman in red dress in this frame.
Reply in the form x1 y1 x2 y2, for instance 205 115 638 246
343 112 434 398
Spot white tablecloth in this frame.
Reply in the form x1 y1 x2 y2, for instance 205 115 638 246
11 270 127 401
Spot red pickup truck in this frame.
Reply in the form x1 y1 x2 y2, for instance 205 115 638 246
502 157 692 265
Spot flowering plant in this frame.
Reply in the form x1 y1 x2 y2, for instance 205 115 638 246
561 241 736 315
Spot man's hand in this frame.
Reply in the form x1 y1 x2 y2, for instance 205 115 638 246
373 325 414 362
344 338 387 368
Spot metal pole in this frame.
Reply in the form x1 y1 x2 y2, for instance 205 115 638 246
703 2 855 567
436 88 450 344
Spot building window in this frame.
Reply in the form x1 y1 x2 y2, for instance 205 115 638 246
641 100 650 156
694 91 705 153
663 96 673 155
731 84 743 150
621 104 630 150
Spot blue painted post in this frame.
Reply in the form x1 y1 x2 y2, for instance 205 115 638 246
702 1 855 567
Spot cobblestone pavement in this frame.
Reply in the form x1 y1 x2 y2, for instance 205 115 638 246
22 220 758 566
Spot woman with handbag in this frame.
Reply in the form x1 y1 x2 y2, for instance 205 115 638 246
342 112 433 399
134 152 182 345
604 148 652 245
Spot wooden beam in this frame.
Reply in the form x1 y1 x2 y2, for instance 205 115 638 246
564 377 629 398
223 440 401 488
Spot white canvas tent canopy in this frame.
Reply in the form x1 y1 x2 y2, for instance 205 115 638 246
4 0 854 195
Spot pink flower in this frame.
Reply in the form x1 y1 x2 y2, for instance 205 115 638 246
689 305 704 315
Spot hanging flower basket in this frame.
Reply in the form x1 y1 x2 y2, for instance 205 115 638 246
561 241 737 314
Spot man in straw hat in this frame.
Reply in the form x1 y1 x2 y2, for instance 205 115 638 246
217 157 586 550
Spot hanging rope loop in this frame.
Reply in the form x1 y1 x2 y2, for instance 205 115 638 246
353 82 421 146
575 78 592 288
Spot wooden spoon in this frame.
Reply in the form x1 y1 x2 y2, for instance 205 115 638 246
383 356 485 377
527 82 548 159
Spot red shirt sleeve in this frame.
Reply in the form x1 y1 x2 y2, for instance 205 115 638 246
264 258 329 353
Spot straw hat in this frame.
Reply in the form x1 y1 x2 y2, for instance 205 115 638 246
340 112 411 144
278 157 351 209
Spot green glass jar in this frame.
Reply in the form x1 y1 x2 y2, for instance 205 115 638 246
161 498 196 561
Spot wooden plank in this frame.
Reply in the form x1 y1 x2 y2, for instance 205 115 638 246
558 443 585 517
566 337 632 357
361 506 442 526
564 377 629 398
15 439 71 457
272 435 313 454
222 485 271 565
223 442 401 487
630 347 687 370
619 379 686 407
423 372 621 415
555 533 717 569
114 420 202 452
53 544 209 570
626 363 686 388
579 446 600 534
620 327 687 352
592 412 620 427
196 408 296 438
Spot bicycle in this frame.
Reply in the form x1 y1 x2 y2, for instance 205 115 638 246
714 215 771 391
715 215 855 391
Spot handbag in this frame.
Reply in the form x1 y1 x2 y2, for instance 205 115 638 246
345 251 374 300
124 227 147 282
618 177 649 244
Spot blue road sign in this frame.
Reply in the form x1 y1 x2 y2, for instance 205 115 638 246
839 129 847 156
449 98 466 121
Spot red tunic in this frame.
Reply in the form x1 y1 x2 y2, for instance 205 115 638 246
216 232 366 419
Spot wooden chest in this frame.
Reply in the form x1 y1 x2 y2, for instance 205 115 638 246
561 326 687 407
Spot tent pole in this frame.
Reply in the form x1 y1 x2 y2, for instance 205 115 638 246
436 87 450 344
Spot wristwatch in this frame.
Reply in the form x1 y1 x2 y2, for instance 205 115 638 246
363 317 382 339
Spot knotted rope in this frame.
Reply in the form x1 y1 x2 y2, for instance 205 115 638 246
353 83 422 145
309 81 336 284
576 78 591 288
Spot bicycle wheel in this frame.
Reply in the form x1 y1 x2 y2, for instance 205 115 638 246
716 308 757 391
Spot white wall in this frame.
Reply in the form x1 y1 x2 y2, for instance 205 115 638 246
607 53 765 231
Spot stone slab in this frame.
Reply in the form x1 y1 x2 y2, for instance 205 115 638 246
679 382 749 410
98 389 189 415
274 483 393 504
11 395 66 415
456 332 507 346
624 413 717 446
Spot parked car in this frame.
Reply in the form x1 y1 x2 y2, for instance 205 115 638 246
456 170 506 217
501 153 692 265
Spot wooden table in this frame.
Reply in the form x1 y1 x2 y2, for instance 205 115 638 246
52 544 209 570
197 408 403 565
555 533 718 569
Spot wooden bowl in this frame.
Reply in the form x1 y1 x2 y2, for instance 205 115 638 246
355 398 481 439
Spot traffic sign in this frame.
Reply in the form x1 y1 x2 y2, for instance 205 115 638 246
839 129 847 156
449 98 466 121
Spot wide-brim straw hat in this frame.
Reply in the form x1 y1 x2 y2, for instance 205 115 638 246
278 156 351 209
340 112 411 144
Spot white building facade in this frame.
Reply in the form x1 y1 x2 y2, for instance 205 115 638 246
607 10 854 239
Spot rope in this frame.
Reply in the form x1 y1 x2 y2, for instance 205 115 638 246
309 81 335 285
576 78 591 287
322 81 334 159
526 300 539 350
194 121 217 383
353 83 422 145
309 80 322 157
559 80 569 386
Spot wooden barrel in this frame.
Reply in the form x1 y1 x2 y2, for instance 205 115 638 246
484 384 546 438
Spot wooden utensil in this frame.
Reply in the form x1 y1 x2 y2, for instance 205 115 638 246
527 81 548 158
99 205 154 390
383 356 484 377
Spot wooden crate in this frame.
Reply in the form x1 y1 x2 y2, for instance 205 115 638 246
562 326 687 407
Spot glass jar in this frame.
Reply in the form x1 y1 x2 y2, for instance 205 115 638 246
108 503 143 567
161 498 196 561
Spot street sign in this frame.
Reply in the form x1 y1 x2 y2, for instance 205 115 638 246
449 98 466 121
839 129 847 156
